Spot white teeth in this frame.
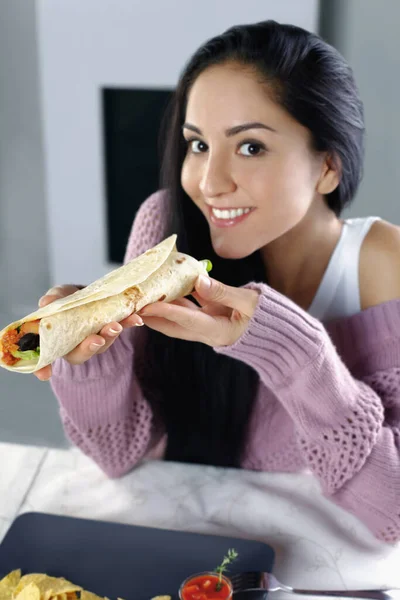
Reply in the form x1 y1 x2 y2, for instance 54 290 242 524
212 207 251 220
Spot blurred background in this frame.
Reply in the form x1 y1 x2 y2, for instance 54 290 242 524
0 0 398 448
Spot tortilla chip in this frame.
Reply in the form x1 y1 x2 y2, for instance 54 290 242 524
0 571 21 591
3 570 127 600
80 592 106 600
0 570 22 600
0 589 12 600
13 576 46 598
36 577 81 600
14 583 40 600
13 575 81 600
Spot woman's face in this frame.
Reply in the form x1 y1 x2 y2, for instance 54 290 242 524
181 63 327 259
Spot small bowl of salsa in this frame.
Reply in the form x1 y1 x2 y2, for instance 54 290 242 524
179 572 233 600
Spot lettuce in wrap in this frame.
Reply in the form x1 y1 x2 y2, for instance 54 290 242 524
0 235 211 373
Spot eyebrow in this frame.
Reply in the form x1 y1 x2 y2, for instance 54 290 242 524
182 121 278 136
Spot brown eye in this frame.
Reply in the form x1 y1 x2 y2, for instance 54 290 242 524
188 139 208 153
239 142 265 156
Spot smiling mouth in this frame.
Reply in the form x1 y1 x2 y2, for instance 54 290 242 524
211 207 252 219
208 206 255 228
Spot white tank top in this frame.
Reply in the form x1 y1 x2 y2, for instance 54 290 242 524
308 216 381 322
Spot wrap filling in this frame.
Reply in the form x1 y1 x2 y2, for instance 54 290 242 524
1 320 40 366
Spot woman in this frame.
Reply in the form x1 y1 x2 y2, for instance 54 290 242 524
36 21 400 543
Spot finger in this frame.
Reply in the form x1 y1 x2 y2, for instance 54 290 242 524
95 319 142 354
142 311 229 346
38 284 80 307
189 291 230 318
64 334 106 365
120 313 144 328
140 301 211 333
142 316 202 342
43 285 65 296
189 292 229 317
47 284 79 297
171 297 200 310
34 365 52 381
38 294 63 308
190 291 207 306
195 275 258 316
92 322 123 354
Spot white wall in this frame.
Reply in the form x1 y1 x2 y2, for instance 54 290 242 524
0 1 49 317
320 0 400 224
37 0 319 286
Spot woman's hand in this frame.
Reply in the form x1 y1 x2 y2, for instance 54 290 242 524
34 284 143 381
139 275 259 347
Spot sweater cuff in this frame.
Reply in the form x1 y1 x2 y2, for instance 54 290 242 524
214 282 328 388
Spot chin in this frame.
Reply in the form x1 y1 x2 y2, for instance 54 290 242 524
212 242 255 260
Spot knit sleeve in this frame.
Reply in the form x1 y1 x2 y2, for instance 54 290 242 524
215 283 400 543
50 189 170 477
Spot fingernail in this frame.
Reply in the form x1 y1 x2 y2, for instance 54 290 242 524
199 274 211 288
39 294 60 307
135 317 144 326
90 341 105 351
109 325 122 335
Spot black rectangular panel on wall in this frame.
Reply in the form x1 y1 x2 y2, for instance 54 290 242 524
102 87 173 264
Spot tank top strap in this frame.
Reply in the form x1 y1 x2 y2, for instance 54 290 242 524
308 216 381 321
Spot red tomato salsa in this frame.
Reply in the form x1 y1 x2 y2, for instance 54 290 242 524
180 573 232 600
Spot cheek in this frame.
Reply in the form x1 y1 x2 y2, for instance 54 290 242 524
272 154 317 206
181 158 199 199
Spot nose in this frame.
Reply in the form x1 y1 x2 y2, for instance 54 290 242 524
199 153 236 198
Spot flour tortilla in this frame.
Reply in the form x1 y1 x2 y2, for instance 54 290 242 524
0 235 208 373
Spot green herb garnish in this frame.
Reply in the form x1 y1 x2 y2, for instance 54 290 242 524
214 548 238 591
16 325 21 333
201 259 213 273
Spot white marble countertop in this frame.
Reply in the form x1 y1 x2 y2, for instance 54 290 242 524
1 441 400 595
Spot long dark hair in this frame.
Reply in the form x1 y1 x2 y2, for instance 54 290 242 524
135 20 365 467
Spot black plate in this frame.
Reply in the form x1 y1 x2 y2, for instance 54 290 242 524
234 594 268 600
0 513 274 600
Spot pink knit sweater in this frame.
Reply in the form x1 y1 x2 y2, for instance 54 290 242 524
51 190 400 544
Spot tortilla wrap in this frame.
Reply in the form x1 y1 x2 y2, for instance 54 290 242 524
0 234 209 373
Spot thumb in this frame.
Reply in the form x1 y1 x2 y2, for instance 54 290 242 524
195 274 257 315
